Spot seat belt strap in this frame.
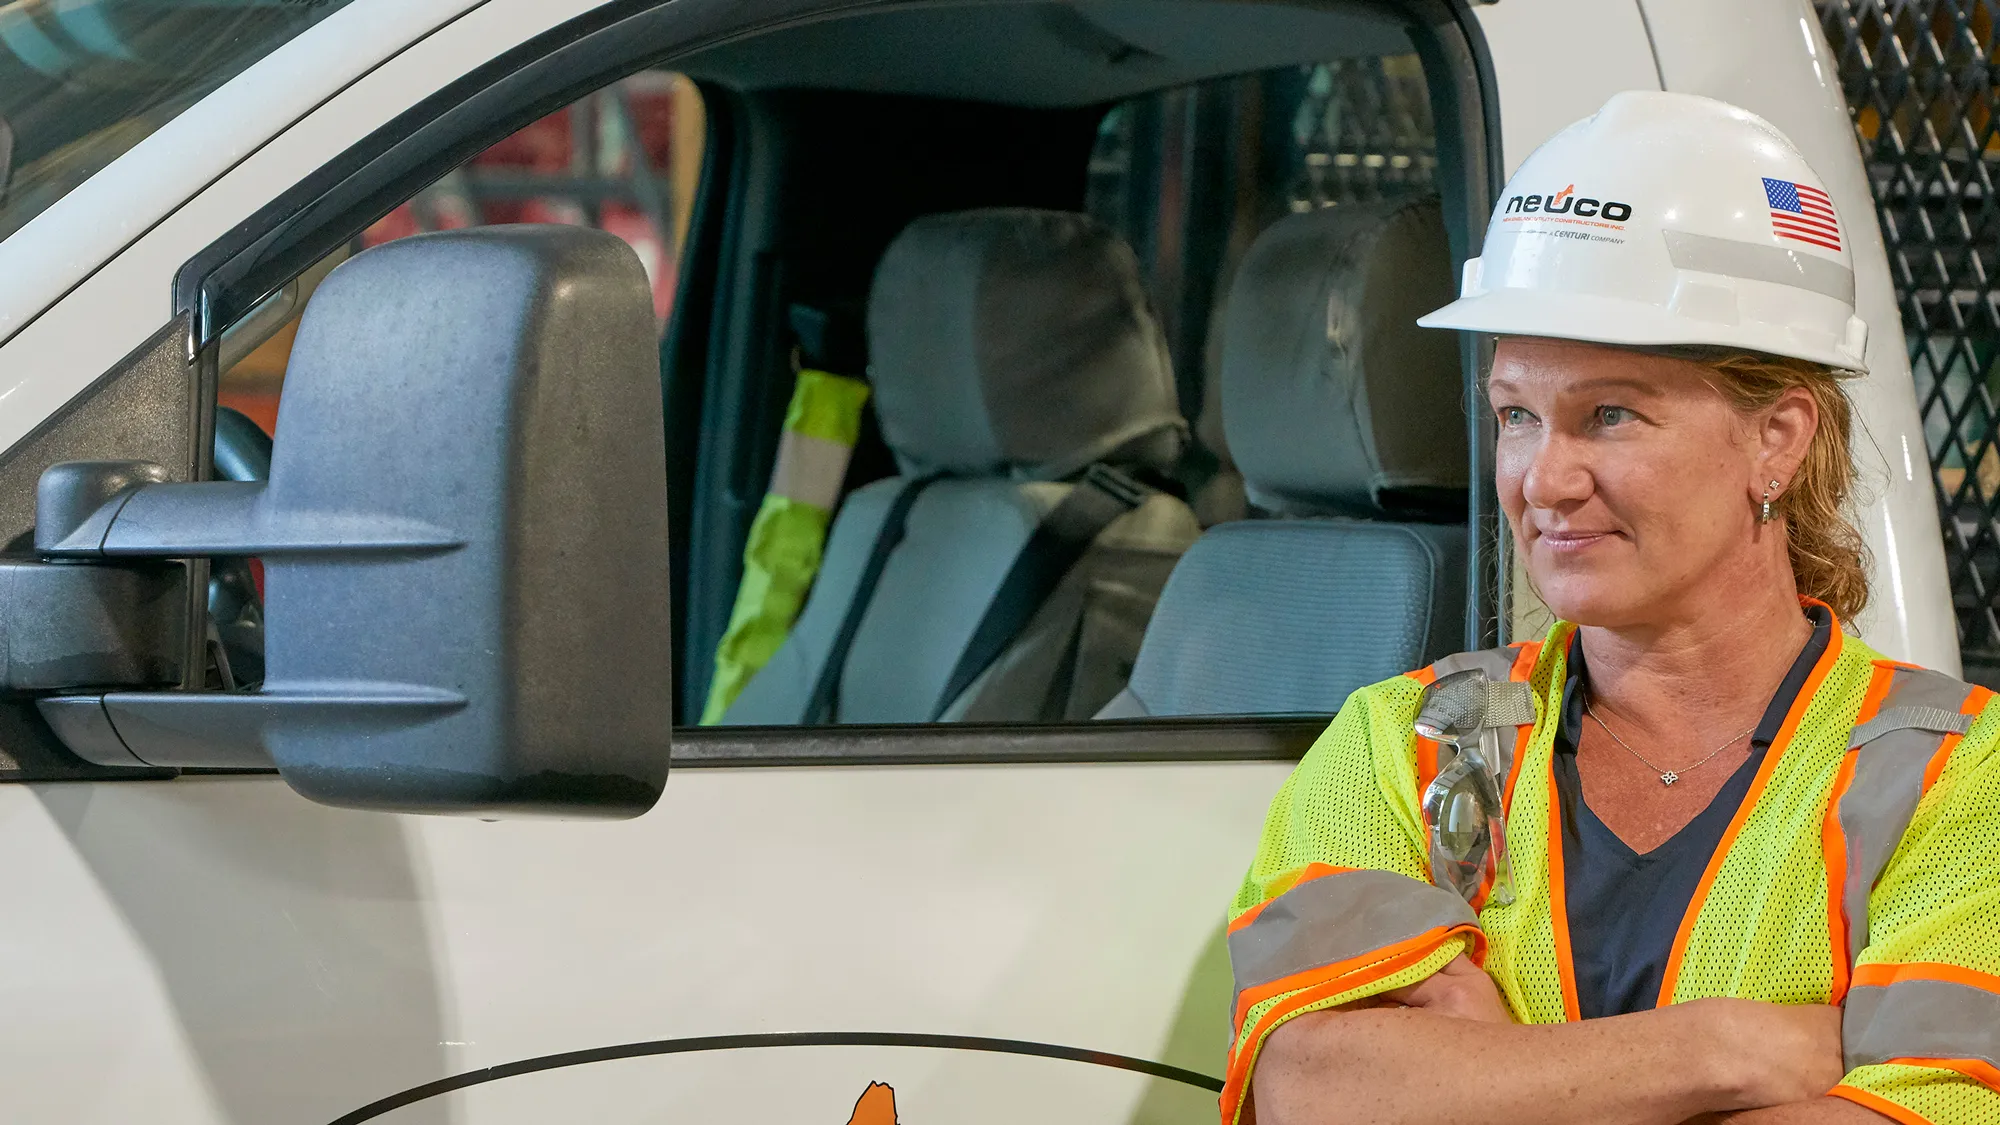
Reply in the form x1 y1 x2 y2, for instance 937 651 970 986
928 463 1153 721
800 474 940 725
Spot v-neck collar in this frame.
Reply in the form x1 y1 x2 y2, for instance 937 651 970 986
1556 605 1834 764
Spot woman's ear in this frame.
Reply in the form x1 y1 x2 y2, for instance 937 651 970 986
1756 386 1819 500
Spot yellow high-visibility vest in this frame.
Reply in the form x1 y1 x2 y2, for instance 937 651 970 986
1224 613 2000 1125
700 369 871 724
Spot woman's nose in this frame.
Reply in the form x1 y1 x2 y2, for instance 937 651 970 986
1518 434 1594 511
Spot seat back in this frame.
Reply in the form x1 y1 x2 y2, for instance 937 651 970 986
1100 197 1468 719
726 209 1199 725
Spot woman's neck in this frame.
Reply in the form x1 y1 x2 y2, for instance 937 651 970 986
1573 578 1816 736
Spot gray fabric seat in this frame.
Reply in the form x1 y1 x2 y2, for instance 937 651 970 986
726 209 1201 725
1099 197 1469 719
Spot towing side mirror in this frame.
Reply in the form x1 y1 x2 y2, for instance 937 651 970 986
28 226 673 818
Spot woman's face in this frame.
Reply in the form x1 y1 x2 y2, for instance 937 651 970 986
1488 337 1810 628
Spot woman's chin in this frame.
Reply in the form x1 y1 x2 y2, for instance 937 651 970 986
1528 572 1653 628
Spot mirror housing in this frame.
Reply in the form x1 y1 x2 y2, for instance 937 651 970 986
31 226 673 818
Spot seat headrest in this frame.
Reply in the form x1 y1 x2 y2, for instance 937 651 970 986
1220 198 1468 519
867 209 1187 480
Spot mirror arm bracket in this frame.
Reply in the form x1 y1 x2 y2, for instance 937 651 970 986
36 460 463 558
26 460 467 771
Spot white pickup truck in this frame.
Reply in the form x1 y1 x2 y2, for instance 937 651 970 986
0 0 1961 1122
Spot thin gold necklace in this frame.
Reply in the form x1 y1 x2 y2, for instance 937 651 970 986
1584 698 1757 787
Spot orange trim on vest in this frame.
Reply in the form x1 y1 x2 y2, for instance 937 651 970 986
1509 639 1545 682
1824 662 1896 1003
1822 748 1861 1003
1852 960 2000 996
1220 923 1484 1125
1923 685 1993 793
1408 665 1442 819
1829 1084 1937 1125
1657 626 1844 1007
1544 750 1583 1022
1227 863 1358 935
1501 631 1559 818
1477 639 1545 909
1228 921 1486 1033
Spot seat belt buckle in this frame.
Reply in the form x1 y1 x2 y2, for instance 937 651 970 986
1080 463 1150 508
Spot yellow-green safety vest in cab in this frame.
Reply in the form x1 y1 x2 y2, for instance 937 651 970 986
701 369 872 723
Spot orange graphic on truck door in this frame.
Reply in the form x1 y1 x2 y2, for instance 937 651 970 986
845 1082 898 1125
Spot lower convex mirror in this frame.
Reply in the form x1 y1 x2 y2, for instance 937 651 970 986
29 226 674 818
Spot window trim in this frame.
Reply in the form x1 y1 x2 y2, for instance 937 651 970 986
672 715 1328 767
29 716 1330 780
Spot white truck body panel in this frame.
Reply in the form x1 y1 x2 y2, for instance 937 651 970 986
7 765 1287 1122
0 0 1962 1121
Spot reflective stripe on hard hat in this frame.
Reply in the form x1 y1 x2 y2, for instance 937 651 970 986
1829 666 1990 979
1844 965 2000 1076
700 369 871 723
1228 867 1478 1002
1418 90 1870 372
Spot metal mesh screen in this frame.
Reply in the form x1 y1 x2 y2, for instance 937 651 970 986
1284 55 1437 210
1819 0 2000 668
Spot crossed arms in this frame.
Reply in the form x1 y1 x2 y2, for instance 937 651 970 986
1246 957 1882 1125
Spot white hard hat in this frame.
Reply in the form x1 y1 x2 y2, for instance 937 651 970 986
1419 90 1869 373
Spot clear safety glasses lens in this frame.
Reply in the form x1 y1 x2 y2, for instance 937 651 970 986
1422 754 1516 907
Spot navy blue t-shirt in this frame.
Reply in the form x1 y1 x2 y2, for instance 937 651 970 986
1549 607 1831 1019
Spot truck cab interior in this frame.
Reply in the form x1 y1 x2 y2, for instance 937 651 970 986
212 0 1498 732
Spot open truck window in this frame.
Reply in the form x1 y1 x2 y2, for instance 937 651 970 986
210 12 1483 739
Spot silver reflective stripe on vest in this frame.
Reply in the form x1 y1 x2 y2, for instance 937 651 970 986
1230 869 1478 1000
1424 646 1533 782
1851 705 1974 746
1428 647 1520 684
1837 667 1980 965
1845 977 2000 1070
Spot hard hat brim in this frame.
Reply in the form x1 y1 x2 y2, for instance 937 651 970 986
1417 288 1869 375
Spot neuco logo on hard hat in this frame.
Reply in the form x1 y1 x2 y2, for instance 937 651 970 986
1415 90 1872 373
1502 184 1632 222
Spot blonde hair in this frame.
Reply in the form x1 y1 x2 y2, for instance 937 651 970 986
1696 351 1871 622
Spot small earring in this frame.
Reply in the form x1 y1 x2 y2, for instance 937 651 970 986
1760 479 1782 524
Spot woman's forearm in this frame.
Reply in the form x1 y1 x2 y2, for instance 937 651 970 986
1250 1000 1818 1125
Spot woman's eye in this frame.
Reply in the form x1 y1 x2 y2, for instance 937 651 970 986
1597 406 1633 427
1498 407 1533 427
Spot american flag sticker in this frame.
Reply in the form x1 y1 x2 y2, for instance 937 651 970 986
1762 177 1841 251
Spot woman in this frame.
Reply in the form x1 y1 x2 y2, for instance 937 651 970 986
1223 93 1998 1125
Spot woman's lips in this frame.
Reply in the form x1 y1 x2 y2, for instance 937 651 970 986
1537 529 1616 552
